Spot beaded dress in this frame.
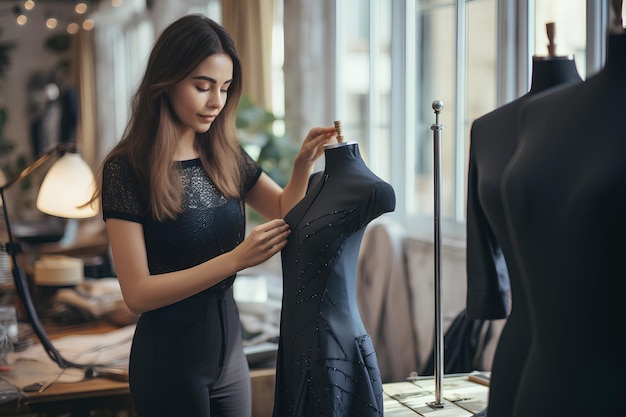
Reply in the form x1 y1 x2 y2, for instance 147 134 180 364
272 142 395 417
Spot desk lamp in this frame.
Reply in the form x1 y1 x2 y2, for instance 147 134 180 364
0 142 101 372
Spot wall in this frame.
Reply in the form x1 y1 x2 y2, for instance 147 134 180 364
0 1 78 213
0 1 80 157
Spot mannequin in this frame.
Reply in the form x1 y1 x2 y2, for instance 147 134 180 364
501 28 626 417
272 140 395 417
466 52 582 416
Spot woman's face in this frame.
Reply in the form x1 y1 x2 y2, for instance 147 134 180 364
168 53 234 139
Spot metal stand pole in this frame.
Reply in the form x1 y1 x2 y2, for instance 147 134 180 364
428 100 445 408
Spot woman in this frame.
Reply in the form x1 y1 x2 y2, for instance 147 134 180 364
94 14 335 417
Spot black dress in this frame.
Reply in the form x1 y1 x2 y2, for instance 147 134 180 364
102 150 261 417
272 142 395 417
466 56 581 417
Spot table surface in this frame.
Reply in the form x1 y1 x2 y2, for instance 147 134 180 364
0 321 490 416
1 360 276 403
1 371 488 416
0 321 128 412
382 374 489 416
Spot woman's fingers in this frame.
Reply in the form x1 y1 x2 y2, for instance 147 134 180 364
256 219 289 240
266 227 291 251
235 219 291 268
299 127 336 161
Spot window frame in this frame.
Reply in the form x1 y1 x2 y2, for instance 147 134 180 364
332 0 613 244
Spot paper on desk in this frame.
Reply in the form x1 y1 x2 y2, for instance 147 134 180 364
5 324 135 383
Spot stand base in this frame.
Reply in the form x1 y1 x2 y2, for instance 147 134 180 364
427 401 445 409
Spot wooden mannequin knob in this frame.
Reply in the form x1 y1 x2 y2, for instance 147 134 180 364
610 0 623 32
546 22 556 56
334 120 344 143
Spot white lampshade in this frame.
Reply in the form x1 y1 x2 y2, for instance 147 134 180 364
0 168 7 187
0 168 6 207
36 153 98 218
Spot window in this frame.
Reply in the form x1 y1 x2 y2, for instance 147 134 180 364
533 0 587 77
410 0 497 230
335 0 392 179
332 0 610 241
110 20 153 143
94 0 221 158
335 0 497 239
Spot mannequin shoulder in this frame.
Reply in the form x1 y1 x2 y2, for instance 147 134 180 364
368 180 396 210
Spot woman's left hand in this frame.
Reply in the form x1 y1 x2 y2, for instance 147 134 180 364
255 125 335 218
295 126 336 164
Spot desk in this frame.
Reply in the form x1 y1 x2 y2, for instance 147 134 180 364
0 322 277 417
0 319 488 417
0 361 276 417
0 367 132 416
0 321 128 416
1 362 488 417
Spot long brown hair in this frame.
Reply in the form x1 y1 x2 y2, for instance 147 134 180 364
93 14 244 221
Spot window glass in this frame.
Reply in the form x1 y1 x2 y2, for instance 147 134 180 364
412 2 457 219
410 0 496 225
333 0 498 229
328 0 610 238
335 0 391 179
533 0 586 77
371 0 392 180
337 0 371 158
466 0 497 136
114 20 153 143
110 28 129 143
464 0 497 219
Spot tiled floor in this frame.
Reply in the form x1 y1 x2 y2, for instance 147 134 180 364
383 373 489 416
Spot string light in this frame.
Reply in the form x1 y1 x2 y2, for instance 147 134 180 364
45 17 57 29
74 2 87 15
7 1 99 34
66 22 80 34
82 18 94 31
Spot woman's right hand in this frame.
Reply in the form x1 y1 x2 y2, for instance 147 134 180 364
232 219 291 269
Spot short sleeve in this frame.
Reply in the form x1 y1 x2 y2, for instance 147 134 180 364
102 154 145 223
240 146 262 194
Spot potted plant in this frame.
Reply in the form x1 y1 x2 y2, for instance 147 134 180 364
236 95 298 225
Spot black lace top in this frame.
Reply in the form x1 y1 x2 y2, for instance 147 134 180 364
102 149 261 292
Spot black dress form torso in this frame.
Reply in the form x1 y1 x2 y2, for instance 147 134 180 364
466 56 582 417
502 32 626 417
272 142 395 417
